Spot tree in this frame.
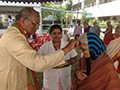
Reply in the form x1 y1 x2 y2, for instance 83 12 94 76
41 1 74 26
41 2 54 20
65 0 73 10
54 5 66 24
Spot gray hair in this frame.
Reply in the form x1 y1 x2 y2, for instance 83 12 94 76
83 20 88 24
106 20 111 23
93 20 97 24
15 7 39 21
78 33 89 50
115 24 120 31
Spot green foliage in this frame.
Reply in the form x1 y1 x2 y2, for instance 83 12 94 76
54 5 69 24
41 2 54 20
88 19 118 28
41 1 73 25
99 20 107 28
65 0 73 10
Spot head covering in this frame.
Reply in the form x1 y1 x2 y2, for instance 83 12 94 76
79 32 106 60
79 32 106 76
106 37 120 59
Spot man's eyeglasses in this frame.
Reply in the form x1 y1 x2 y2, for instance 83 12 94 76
25 17 40 27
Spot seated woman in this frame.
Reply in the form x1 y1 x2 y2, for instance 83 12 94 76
38 25 77 90
104 25 120 77
106 37 120 78
71 32 120 90
104 24 120 46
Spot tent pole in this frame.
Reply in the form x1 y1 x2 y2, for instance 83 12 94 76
39 3 42 35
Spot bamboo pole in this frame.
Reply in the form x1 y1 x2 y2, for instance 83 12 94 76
75 0 80 25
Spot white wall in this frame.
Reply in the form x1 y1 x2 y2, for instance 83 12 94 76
84 0 120 18
73 0 120 18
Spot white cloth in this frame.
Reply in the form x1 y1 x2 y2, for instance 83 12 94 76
106 37 120 59
106 37 120 78
8 19 13 26
38 40 77 90
0 25 65 90
62 34 69 42
68 27 74 36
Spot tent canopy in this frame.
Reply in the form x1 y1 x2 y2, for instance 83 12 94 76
2 0 64 3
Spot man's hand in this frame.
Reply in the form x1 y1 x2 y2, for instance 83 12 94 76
62 39 80 55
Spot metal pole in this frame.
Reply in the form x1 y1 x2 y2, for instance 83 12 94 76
39 3 42 35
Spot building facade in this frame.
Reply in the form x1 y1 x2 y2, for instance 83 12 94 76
72 0 120 22
0 1 41 30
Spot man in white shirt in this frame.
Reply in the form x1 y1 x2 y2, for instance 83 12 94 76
8 15 13 26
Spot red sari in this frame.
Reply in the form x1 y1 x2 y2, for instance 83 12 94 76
104 33 114 45
71 52 120 90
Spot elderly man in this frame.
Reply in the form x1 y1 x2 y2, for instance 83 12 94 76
83 20 94 33
0 7 79 90
93 21 101 37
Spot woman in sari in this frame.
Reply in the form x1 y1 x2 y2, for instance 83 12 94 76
106 37 120 78
104 24 120 46
104 25 120 78
71 32 120 90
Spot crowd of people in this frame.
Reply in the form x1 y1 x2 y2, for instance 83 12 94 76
0 7 120 90
73 19 114 39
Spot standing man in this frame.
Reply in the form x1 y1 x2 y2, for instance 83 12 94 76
83 20 94 33
74 20 82 40
0 7 79 90
93 21 101 37
8 15 13 26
